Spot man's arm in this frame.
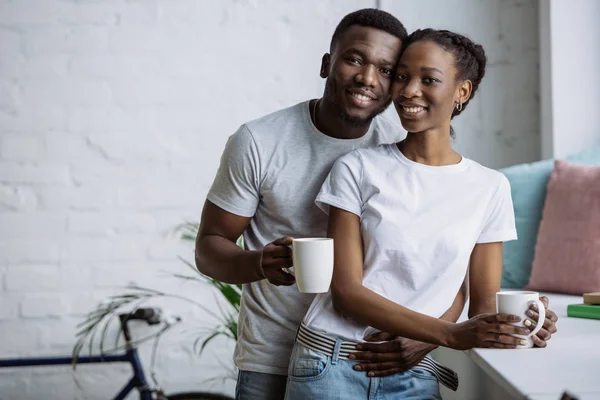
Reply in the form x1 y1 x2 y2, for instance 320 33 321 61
195 200 295 286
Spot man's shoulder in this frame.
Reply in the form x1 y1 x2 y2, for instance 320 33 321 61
371 113 405 144
245 101 308 135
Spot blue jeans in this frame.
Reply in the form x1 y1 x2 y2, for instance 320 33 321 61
284 341 442 400
236 370 287 400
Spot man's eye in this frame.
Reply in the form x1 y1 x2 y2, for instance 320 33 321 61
346 58 361 65
380 68 392 76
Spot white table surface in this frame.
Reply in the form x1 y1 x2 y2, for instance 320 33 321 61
464 293 600 400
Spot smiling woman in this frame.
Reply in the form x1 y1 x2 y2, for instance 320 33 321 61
393 29 487 139
283 28 559 400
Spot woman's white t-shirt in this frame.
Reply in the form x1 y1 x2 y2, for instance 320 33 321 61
303 143 518 343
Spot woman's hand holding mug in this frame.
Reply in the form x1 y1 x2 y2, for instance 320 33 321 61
448 313 532 350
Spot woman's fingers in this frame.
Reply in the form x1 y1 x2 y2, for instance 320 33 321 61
490 323 530 336
483 313 521 323
525 308 557 332
484 332 525 346
480 341 518 349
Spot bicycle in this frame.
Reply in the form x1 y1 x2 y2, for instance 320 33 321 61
0 307 234 400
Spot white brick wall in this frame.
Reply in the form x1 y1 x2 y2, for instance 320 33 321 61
0 1 539 399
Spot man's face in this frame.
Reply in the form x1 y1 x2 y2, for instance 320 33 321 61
321 25 403 127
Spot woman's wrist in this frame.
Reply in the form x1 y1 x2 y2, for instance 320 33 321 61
438 320 456 348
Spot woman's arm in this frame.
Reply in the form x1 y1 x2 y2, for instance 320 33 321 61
328 206 528 350
328 206 455 347
468 242 503 317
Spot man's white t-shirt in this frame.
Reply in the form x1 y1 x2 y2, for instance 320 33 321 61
304 144 517 342
207 101 404 375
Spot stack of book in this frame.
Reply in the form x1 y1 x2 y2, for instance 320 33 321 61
567 292 600 320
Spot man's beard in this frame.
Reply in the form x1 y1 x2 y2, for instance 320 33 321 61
322 81 391 128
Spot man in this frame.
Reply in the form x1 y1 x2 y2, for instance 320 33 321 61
196 8 557 399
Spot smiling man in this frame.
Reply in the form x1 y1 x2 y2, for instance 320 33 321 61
194 9 465 400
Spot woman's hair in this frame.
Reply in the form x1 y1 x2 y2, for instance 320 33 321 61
402 29 487 119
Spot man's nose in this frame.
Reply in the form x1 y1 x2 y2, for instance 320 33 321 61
355 64 377 87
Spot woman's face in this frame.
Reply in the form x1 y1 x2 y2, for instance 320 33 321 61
392 40 464 133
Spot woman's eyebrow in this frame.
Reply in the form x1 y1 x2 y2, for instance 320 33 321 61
396 63 443 75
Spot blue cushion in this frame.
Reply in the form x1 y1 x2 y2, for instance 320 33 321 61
499 147 600 288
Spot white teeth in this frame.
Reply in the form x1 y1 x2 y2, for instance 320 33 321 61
403 106 425 114
351 93 373 101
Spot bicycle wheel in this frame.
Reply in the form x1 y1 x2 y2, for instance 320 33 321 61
167 392 234 400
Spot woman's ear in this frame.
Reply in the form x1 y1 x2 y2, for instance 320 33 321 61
320 54 331 79
456 79 473 105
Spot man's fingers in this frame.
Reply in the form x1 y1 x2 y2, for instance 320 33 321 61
272 236 294 246
263 256 293 269
354 361 404 372
349 351 390 362
353 363 406 377
266 269 295 286
365 368 405 378
267 245 292 259
354 341 398 354
363 331 395 342
539 296 550 308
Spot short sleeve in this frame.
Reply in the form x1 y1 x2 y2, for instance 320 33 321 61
206 125 261 218
477 175 518 243
315 150 363 216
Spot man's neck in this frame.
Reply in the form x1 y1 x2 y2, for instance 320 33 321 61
313 99 371 140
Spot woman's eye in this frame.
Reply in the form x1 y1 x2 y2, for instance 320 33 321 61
396 74 408 81
423 77 440 84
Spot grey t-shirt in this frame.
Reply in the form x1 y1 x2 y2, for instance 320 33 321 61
207 100 404 375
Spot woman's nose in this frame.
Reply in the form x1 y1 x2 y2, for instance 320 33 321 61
400 78 421 98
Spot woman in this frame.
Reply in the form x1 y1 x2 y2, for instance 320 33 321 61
285 29 533 399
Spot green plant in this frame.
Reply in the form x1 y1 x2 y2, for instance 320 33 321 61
72 222 243 368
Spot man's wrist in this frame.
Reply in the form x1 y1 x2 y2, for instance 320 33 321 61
254 250 265 280
240 250 264 282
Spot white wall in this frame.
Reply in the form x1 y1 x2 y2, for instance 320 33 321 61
0 1 540 399
381 0 541 168
541 0 600 159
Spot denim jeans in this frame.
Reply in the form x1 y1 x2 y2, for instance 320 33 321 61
235 369 288 400
284 341 442 400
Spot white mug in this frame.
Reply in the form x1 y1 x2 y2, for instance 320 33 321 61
496 291 546 349
291 238 334 293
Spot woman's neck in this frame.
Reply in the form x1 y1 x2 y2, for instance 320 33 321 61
400 127 462 166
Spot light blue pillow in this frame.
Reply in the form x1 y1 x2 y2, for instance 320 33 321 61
499 147 600 288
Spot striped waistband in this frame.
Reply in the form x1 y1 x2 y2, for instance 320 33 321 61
297 323 459 392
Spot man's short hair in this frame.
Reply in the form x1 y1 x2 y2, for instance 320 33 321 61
330 8 408 53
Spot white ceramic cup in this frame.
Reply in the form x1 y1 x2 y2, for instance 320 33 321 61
496 291 546 349
291 238 334 293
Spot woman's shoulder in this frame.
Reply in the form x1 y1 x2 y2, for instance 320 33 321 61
465 158 510 189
